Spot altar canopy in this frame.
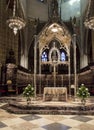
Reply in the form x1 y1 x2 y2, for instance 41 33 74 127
34 0 73 98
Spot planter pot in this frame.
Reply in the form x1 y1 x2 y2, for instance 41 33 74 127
81 98 86 106
27 97 31 105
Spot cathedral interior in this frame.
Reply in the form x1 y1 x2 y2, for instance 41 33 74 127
0 0 94 96
1 0 94 129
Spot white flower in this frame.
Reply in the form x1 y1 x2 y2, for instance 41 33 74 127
31 87 34 90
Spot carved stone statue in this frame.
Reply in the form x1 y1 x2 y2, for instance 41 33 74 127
51 0 59 20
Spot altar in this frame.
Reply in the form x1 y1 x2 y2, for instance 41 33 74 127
43 87 67 101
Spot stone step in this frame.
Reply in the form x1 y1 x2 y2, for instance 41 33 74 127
2 103 94 115
9 102 94 111
4 106 94 115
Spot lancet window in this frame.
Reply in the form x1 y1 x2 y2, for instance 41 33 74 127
41 51 47 62
61 52 66 61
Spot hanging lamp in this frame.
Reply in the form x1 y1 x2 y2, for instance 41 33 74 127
84 0 94 30
7 0 26 35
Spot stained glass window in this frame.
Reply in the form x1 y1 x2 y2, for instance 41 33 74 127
61 52 66 61
41 51 47 62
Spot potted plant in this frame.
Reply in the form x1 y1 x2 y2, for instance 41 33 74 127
77 84 90 105
23 84 34 105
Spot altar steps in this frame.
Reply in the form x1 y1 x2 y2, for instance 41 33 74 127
2 102 94 115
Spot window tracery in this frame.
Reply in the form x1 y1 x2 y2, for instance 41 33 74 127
41 51 47 62
61 52 66 61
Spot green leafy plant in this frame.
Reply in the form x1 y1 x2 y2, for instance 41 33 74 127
77 84 90 105
23 84 34 98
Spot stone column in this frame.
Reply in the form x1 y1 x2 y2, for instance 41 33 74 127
73 34 77 97
39 50 42 95
68 47 71 96
34 35 37 98
91 31 94 62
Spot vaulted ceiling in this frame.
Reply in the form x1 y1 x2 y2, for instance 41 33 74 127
7 0 88 21
19 0 82 21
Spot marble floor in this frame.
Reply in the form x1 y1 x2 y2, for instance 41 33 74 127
0 103 94 130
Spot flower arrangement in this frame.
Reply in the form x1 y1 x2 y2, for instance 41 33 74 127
23 84 34 98
23 84 34 105
77 84 90 105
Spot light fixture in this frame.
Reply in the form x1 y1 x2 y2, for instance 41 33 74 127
84 0 94 30
51 28 58 33
7 0 26 35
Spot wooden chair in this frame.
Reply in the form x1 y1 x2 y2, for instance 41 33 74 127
8 85 16 94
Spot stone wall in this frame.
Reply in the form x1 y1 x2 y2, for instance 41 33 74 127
0 0 19 81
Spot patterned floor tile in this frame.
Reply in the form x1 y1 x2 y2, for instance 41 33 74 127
2 118 26 126
0 127 13 130
32 127 45 130
0 109 16 121
85 116 94 119
42 122 71 130
30 118 54 127
58 118 82 127
68 128 80 130
71 115 93 122
87 119 94 125
1 107 94 130
14 114 29 118
10 122 39 130
0 122 7 128
76 123 94 130
39 115 66 122
20 115 42 121
63 115 76 119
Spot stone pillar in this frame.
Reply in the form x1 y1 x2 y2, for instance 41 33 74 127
34 35 37 98
68 47 71 96
91 31 94 62
73 34 77 97
39 50 42 94
80 54 88 68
